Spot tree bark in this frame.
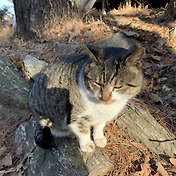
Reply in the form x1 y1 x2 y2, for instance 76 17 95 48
165 0 176 20
12 0 71 39
0 57 31 108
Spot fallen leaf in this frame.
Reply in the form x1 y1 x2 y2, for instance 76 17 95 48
0 154 12 168
169 158 176 166
0 146 7 156
151 55 162 61
110 154 116 161
142 62 153 69
157 162 169 176
4 171 22 176
145 68 153 76
156 39 166 49
154 172 160 176
135 155 151 176
149 93 163 104
123 30 139 37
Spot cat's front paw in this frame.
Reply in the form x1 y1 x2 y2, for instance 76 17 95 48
80 141 95 152
94 137 107 148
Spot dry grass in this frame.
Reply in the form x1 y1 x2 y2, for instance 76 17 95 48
0 19 14 45
42 13 112 43
0 1 176 175
117 0 146 14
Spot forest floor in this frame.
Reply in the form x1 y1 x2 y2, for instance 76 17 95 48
0 4 176 176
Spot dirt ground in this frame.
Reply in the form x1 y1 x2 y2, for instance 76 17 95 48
0 3 176 176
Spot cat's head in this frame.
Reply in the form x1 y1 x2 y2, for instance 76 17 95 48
83 44 145 104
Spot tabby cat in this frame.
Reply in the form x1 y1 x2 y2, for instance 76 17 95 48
28 44 145 152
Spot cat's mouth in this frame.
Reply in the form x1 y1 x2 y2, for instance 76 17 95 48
100 99 117 104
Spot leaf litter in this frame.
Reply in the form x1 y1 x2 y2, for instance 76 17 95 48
0 2 176 176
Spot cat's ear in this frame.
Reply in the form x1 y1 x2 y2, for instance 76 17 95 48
125 47 145 69
84 43 103 63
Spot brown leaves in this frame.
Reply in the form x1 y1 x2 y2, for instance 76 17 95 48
135 155 151 176
0 146 35 176
149 93 163 104
169 158 176 166
156 39 166 50
0 142 26 176
156 162 169 176
0 154 12 168
134 155 176 176
151 55 162 61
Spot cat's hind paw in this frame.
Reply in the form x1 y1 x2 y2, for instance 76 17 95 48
94 137 107 148
80 141 95 152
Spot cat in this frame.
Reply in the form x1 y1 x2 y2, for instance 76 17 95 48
28 44 145 152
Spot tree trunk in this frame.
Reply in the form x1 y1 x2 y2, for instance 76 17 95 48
12 0 71 39
165 0 176 20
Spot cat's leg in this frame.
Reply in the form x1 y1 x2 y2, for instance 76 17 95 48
93 122 107 148
35 124 54 149
69 117 95 152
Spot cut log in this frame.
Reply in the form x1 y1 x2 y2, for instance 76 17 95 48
0 57 31 108
118 104 176 157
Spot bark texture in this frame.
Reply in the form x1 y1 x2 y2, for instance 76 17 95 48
13 0 71 39
165 0 176 20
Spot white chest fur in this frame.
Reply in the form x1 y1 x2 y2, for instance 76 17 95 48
80 92 128 125
78 66 129 125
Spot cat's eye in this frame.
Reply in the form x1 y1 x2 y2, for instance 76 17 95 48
127 84 138 87
94 82 103 87
114 85 122 89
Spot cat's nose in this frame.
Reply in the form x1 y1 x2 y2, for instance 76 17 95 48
101 84 112 103
101 96 110 102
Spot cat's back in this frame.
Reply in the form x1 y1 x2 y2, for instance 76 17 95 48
28 53 89 120
40 54 88 88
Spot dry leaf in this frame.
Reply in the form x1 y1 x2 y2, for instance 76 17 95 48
0 154 12 168
4 171 22 176
0 146 7 156
142 62 153 69
169 158 176 166
135 155 151 176
0 167 22 176
154 172 160 176
157 162 169 176
145 68 153 76
149 93 163 104
156 39 166 49
123 31 139 37
151 55 162 61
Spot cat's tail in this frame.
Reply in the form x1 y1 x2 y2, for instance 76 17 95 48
35 124 54 149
